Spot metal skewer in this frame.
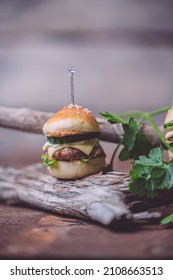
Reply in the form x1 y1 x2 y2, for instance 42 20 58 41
68 67 75 105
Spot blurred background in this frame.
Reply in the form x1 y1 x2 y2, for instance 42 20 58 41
0 0 173 170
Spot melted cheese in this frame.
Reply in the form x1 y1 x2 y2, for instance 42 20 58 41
43 139 98 158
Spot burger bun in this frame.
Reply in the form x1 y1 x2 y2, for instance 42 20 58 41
43 104 100 137
47 157 105 179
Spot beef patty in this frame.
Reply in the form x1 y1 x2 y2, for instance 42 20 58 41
52 144 105 161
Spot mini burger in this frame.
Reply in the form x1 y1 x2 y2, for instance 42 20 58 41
42 104 106 179
164 106 173 159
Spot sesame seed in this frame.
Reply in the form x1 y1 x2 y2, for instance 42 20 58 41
66 103 92 113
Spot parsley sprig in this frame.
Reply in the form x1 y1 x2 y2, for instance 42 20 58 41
130 146 173 198
161 213 173 225
101 105 173 224
100 105 173 171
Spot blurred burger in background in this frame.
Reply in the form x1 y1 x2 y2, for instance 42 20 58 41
42 104 106 179
164 106 173 160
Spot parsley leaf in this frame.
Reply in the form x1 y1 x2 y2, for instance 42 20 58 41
100 112 127 124
41 155 58 168
119 117 152 161
129 147 173 198
100 112 152 161
160 213 173 225
122 117 138 151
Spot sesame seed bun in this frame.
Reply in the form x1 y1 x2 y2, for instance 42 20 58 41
43 104 100 137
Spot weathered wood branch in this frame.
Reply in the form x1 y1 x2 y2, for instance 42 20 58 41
0 164 132 226
0 164 171 227
0 106 52 134
0 106 164 145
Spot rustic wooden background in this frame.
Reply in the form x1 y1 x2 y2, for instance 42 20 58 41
1 0 173 169
0 0 173 259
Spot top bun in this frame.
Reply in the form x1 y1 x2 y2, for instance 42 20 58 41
164 106 173 125
43 104 100 137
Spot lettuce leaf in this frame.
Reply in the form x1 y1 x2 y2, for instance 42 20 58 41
41 154 58 168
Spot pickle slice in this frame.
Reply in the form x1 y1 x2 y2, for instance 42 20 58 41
47 132 100 144
164 122 173 129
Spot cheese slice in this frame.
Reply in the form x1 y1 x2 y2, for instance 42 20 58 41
43 139 98 158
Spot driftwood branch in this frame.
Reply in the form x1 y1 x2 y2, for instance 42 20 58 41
0 164 171 227
0 164 132 226
0 106 52 134
0 106 164 145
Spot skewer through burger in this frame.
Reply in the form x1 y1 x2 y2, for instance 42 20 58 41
42 104 106 179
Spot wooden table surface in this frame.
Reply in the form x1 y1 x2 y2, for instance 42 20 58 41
0 203 173 259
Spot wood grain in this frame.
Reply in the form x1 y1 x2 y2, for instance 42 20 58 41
0 164 132 226
1 163 171 227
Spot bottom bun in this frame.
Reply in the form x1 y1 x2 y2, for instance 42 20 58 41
47 157 105 179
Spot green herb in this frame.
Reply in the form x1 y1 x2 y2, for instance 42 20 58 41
101 105 173 225
41 154 58 168
129 147 173 197
160 213 173 225
100 113 152 170
119 117 152 161
100 105 173 171
100 112 127 124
